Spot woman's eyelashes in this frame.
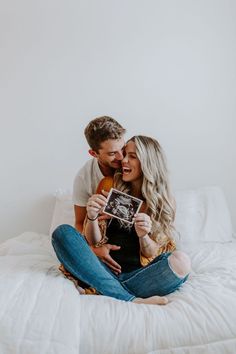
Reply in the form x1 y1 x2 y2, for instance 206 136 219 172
122 152 137 160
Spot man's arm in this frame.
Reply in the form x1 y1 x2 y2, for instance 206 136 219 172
74 205 87 233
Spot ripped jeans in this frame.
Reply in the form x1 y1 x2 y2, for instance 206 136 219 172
52 224 188 301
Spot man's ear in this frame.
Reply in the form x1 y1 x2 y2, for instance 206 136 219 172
88 149 98 158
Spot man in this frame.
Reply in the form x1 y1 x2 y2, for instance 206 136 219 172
73 116 126 273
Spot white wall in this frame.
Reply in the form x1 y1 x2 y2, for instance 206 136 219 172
1 0 236 242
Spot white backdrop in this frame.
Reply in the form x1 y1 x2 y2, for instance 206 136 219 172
1 0 236 242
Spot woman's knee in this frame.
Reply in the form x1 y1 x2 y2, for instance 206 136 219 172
168 250 191 278
51 224 78 245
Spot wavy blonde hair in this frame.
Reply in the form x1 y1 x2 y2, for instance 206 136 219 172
114 135 175 245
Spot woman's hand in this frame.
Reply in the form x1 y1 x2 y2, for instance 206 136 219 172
134 213 152 238
97 190 112 221
86 194 107 220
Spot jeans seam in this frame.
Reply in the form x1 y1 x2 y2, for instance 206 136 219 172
121 259 163 286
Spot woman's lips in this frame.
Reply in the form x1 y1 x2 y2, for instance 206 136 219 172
122 167 132 174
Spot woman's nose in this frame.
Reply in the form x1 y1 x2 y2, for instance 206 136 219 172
122 154 128 163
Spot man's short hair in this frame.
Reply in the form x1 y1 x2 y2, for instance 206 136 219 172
84 116 126 152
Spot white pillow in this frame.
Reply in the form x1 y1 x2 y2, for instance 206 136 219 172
174 186 233 244
49 190 75 236
49 186 233 243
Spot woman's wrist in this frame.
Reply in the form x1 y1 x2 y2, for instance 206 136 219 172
139 234 150 247
87 214 99 221
139 232 151 239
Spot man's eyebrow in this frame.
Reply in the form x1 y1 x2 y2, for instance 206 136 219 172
108 146 125 153
108 150 120 153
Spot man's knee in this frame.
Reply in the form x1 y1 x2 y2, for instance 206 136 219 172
168 250 191 278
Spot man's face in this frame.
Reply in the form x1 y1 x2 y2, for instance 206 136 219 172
93 137 125 169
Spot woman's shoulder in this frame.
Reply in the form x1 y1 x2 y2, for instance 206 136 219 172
96 176 114 194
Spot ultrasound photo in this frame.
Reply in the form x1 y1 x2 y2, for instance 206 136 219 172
103 188 143 223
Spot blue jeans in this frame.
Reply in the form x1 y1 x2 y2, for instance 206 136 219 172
52 224 188 302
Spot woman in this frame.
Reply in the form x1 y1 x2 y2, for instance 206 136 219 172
52 136 191 305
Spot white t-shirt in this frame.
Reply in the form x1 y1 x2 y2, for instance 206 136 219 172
73 159 104 206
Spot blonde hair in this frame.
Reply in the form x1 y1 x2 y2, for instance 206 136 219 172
114 135 175 244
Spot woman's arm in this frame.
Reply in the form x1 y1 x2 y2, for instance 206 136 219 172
139 234 160 258
84 194 107 245
134 213 159 258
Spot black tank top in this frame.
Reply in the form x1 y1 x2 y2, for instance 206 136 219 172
106 218 141 272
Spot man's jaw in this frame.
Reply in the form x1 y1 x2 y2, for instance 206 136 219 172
110 161 122 168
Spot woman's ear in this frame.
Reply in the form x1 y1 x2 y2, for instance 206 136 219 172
88 149 98 158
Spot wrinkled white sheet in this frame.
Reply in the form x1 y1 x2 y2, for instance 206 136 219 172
0 233 81 354
0 232 236 354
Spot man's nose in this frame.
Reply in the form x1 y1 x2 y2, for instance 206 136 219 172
115 151 124 160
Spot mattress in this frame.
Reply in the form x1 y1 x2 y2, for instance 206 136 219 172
0 232 236 354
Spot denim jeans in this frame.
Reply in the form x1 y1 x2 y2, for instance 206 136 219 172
52 224 188 302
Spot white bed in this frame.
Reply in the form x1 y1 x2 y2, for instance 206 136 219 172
0 186 236 354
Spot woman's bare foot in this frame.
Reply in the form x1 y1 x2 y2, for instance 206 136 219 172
133 295 168 305
78 286 86 294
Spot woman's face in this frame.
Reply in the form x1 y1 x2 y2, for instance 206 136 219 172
121 140 143 183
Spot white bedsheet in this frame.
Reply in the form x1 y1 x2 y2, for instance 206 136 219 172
0 232 236 354
0 233 81 354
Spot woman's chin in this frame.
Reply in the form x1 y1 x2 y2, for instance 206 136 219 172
122 175 131 182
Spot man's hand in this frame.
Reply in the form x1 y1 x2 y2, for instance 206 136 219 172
91 244 122 275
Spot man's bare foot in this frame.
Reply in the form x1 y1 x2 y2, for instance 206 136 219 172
133 295 168 305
